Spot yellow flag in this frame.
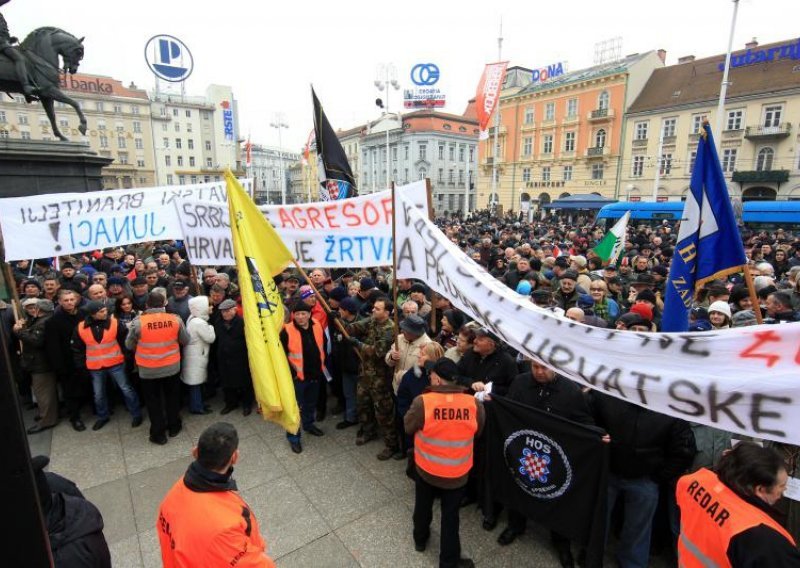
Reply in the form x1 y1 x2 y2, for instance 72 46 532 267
225 171 300 434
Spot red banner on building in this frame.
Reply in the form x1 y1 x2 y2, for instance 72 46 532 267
475 61 508 139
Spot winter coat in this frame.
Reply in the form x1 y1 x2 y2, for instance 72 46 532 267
45 307 82 377
181 297 216 386
47 492 112 568
15 313 53 373
213 315 252 389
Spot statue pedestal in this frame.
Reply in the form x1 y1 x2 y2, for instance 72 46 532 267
0 139 113 197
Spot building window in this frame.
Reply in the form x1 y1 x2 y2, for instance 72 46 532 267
191 175 198 184
419 144 427 160
99 136 108 148
756 147 774 171
404 145 409 159
564 131 575 152
21 131 31 140
133 121 142 133
185 110 191 118
172 108 179 117
188 139 194 150
563 165 573 181
118 152 129 164
116 124 124 133
137 159 145 167
542 134 553 154
449 169 455 183
166 174 173 184
132 106 139 115
544 102 555 121
392 147 398 161
18 113 28 125
598 91 610 110
594 129 606 148
175 122 180 132
449 145 455 161
189 156 196 167
165 155 171 166
205 140 212 151
97 120 106 131
591 163 604 180
206 157 213 167
177 156 184 166
0 130 8 138
662 117 677 138
175 138 182 149
522 137 532 157
524 107 534 124
118 137 126 149
567 98 578 118
726 109 743 131
0 110 5 122
660 153 673 175
438 145 445 160
113 104 122 114
542 166 551 182
202 111 210 120
692 114 708 133
437 168 444 183
459 146 465 161
135 138 143 150
522 167 531 182
722 148 737 172
688 151 697 174
632 155 645 177
96 102 104 112
186 122 192 132
162 137 169 148
178 175 185 185
634 121 649 141
762 105 783 128
469 147 474 162
162 123 168 132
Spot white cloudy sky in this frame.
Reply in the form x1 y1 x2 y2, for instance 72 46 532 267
8 0 797 150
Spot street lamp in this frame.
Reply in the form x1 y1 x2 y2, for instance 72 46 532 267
375 63 400 189
269 113 289 204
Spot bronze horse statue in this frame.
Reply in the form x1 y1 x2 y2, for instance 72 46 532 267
0 27 87 141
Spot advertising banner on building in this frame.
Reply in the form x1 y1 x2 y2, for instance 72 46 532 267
404 63 446 109
475 61 508 139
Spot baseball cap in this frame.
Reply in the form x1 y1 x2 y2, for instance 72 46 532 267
299 285 315 300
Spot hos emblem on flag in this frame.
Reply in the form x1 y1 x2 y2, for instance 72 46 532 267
503 429 573 500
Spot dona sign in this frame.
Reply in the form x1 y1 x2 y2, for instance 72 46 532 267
532 62 565 83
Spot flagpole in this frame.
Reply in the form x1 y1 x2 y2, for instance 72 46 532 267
490 19 503 215
289 260 363 363
391 181 399 351
742 264 764 325
714 0 740 155
652 125 664 201
425 178 436 331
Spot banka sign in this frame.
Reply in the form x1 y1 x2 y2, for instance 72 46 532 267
718 39 800 71
531 62 565 83
59 75 115 94
221 101 234 141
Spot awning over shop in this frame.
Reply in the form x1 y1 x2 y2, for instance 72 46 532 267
542 194 617 210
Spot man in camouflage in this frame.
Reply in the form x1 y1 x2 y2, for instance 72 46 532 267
345 297 401 460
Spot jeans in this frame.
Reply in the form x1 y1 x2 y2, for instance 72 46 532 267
287 378 319 444
341 371 358 423
413 476 465 568
90 364 141 420
187 384 204 413
607 474 660 568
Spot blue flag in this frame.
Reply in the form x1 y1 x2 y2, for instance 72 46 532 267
661 123 746 332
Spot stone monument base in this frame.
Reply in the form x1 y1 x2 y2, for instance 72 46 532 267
0 139 113 197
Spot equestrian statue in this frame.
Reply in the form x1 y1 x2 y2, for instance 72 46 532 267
0 0 87 141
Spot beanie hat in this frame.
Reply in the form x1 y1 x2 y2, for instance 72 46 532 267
732 310 757 327
292 301 312 313
577 294 595 309
561 270 578 282
635 289 657 305
328 287 348 302
629 302 654 323
339 297 359 314
86 300 106 315
359 277 376 291
708 300 732 319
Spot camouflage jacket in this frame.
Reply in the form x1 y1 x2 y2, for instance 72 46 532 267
345 316 394 375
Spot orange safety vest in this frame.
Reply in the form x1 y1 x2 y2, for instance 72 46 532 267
135 312 181 369
78 317 125 370
283 321 325 381
158 476 275 568
676 468 796 568
414 391 478 479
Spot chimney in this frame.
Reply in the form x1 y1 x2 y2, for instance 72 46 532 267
657 49 667 63
745 37 758 49
678 55 696 64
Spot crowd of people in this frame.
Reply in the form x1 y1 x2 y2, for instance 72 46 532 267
4 209 800 567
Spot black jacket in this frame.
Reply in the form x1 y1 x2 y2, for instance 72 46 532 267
590 392 696 483
47 492 112 568
213 316 251 388
507 372 595 426
331 315 361 375
45 307 82 377
455 348 518 397
727 492 800 567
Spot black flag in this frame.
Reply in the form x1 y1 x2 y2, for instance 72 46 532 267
311 87 357 200
484 396 608 568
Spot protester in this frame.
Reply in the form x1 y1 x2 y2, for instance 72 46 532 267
15 298 58 434
182 296 215 415
157 423 276 567
405 357 485 568
214 299 255 416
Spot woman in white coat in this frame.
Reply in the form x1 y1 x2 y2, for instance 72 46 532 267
182 296 216 414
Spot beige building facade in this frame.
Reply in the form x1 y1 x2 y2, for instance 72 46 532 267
620 38 800 202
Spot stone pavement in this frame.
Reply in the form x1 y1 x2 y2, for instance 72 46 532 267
28 399 673 568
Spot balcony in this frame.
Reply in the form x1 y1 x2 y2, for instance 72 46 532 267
483 156 504 166
721 129 744 139
487 125 507 136
744 123 792 140
588 108 615 122
661 135 677 145
731 169 789 184
586 146 609 158
632 138 648 148
561 114 580 125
